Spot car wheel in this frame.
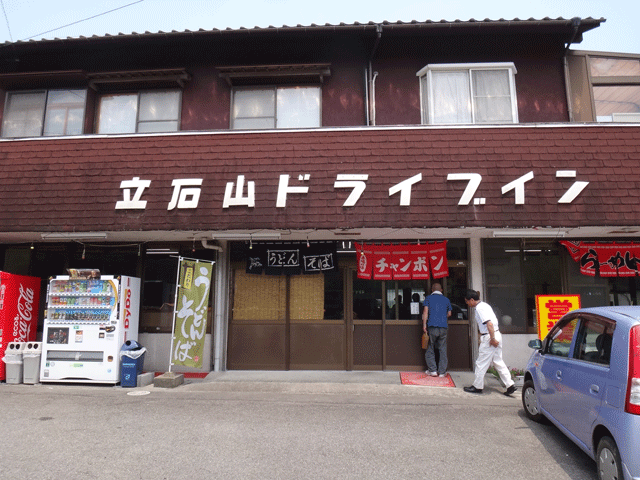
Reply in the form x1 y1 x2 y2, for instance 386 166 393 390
597 436 623 480
522 379 544 422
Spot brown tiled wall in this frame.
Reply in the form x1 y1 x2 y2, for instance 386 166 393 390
1 125 638 233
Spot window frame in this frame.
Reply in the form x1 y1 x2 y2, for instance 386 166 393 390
230 84 322 130
589 55 640 123
567 51 640 122
573 316 615 366
417 62 518 125
95 89 182 134
2 88 87 138
544 317 578 358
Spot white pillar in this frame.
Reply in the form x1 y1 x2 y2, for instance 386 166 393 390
468 237 483 362
213 241 230 371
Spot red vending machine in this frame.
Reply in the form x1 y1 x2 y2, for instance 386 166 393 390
0 271 41 381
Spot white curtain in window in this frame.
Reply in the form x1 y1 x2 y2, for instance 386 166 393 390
97 94 138 134
233 89 275 129
43 90 86 136
2 92 46 137
138 91 180 121
276 86 320 128
431 71 471 124
138 91 180 132
472 70 512 123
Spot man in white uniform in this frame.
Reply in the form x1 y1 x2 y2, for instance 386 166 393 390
463 289 516 396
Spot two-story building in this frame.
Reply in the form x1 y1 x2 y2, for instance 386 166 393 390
1 17 639 375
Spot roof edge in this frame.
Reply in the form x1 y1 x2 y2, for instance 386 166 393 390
0 17 605 48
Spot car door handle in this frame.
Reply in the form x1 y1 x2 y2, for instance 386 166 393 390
590 384 600 394
555 370 562 380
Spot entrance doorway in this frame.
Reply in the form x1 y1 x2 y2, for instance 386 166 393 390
227 242 472 371
347 262 471 371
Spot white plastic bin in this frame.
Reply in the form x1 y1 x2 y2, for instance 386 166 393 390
2 342 26 384
22 342 42 384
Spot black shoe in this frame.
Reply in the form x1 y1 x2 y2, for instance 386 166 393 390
463 386 483 394
505 385 517 396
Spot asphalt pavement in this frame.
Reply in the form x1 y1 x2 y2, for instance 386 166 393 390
0 371 597 480
181 369 509 399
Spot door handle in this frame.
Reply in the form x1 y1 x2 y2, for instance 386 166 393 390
555 370 562 380
590 384 600 394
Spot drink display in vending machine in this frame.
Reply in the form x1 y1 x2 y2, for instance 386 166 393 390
40 272 140 383
0 271 41 381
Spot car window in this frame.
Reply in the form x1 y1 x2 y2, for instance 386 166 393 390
546 318 578 357
575 318 614 366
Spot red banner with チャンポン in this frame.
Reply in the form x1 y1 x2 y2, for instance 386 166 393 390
411 245 431 280
429 241 449 279
372 244 393 280
355 242 373 279
391 245 413 280
354 243 449 281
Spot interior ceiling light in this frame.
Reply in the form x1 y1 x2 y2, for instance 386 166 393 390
146 248 179 255
212 232 281 240
493 230 566 238
41 232 108 240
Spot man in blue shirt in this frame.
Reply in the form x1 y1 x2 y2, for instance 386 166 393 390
422 283 452 377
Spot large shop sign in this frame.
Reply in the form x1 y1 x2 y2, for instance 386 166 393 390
355 242 449 280
561 241 640 277
115 170 589 210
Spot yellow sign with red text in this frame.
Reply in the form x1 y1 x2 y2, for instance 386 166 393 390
536 295 581 340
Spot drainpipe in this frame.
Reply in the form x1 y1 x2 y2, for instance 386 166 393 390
367 24 382 126
364 67 370 125
370 71 379 126
201 239 228 371
563 17 581 122
201 239 222 252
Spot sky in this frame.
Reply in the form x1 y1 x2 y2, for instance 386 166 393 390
0 0 638 54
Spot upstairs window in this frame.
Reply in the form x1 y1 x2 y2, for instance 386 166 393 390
231 86 321 130
2 89 86 138
567 52 640 123
590 56 640 122
96 90 181 134
417 63 518 125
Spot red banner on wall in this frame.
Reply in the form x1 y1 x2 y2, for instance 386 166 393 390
428 242 449 279
355 242 448 280
411 245 431 280
356 243 374 279
560 241 640 277
372 245 393 280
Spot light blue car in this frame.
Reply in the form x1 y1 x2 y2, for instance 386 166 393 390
523 306 640 480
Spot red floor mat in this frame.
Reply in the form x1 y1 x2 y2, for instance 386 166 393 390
400 372 456 387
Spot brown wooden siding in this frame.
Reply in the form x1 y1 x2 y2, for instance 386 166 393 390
0 125 638 235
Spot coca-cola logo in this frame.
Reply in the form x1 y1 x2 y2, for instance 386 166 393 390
13 284 35 341
124 288 132 330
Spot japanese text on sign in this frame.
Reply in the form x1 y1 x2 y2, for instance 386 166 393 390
536 295 581 340
171 259 213 369
115 170 589 210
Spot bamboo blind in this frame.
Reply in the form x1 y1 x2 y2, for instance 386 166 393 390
233 270 286 321
290 274 324 320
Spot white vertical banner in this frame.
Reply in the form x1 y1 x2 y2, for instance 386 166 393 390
169 257 214 369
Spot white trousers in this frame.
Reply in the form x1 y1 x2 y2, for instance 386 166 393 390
473 331 514 390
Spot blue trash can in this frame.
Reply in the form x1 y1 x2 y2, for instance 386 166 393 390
119 340 146 387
